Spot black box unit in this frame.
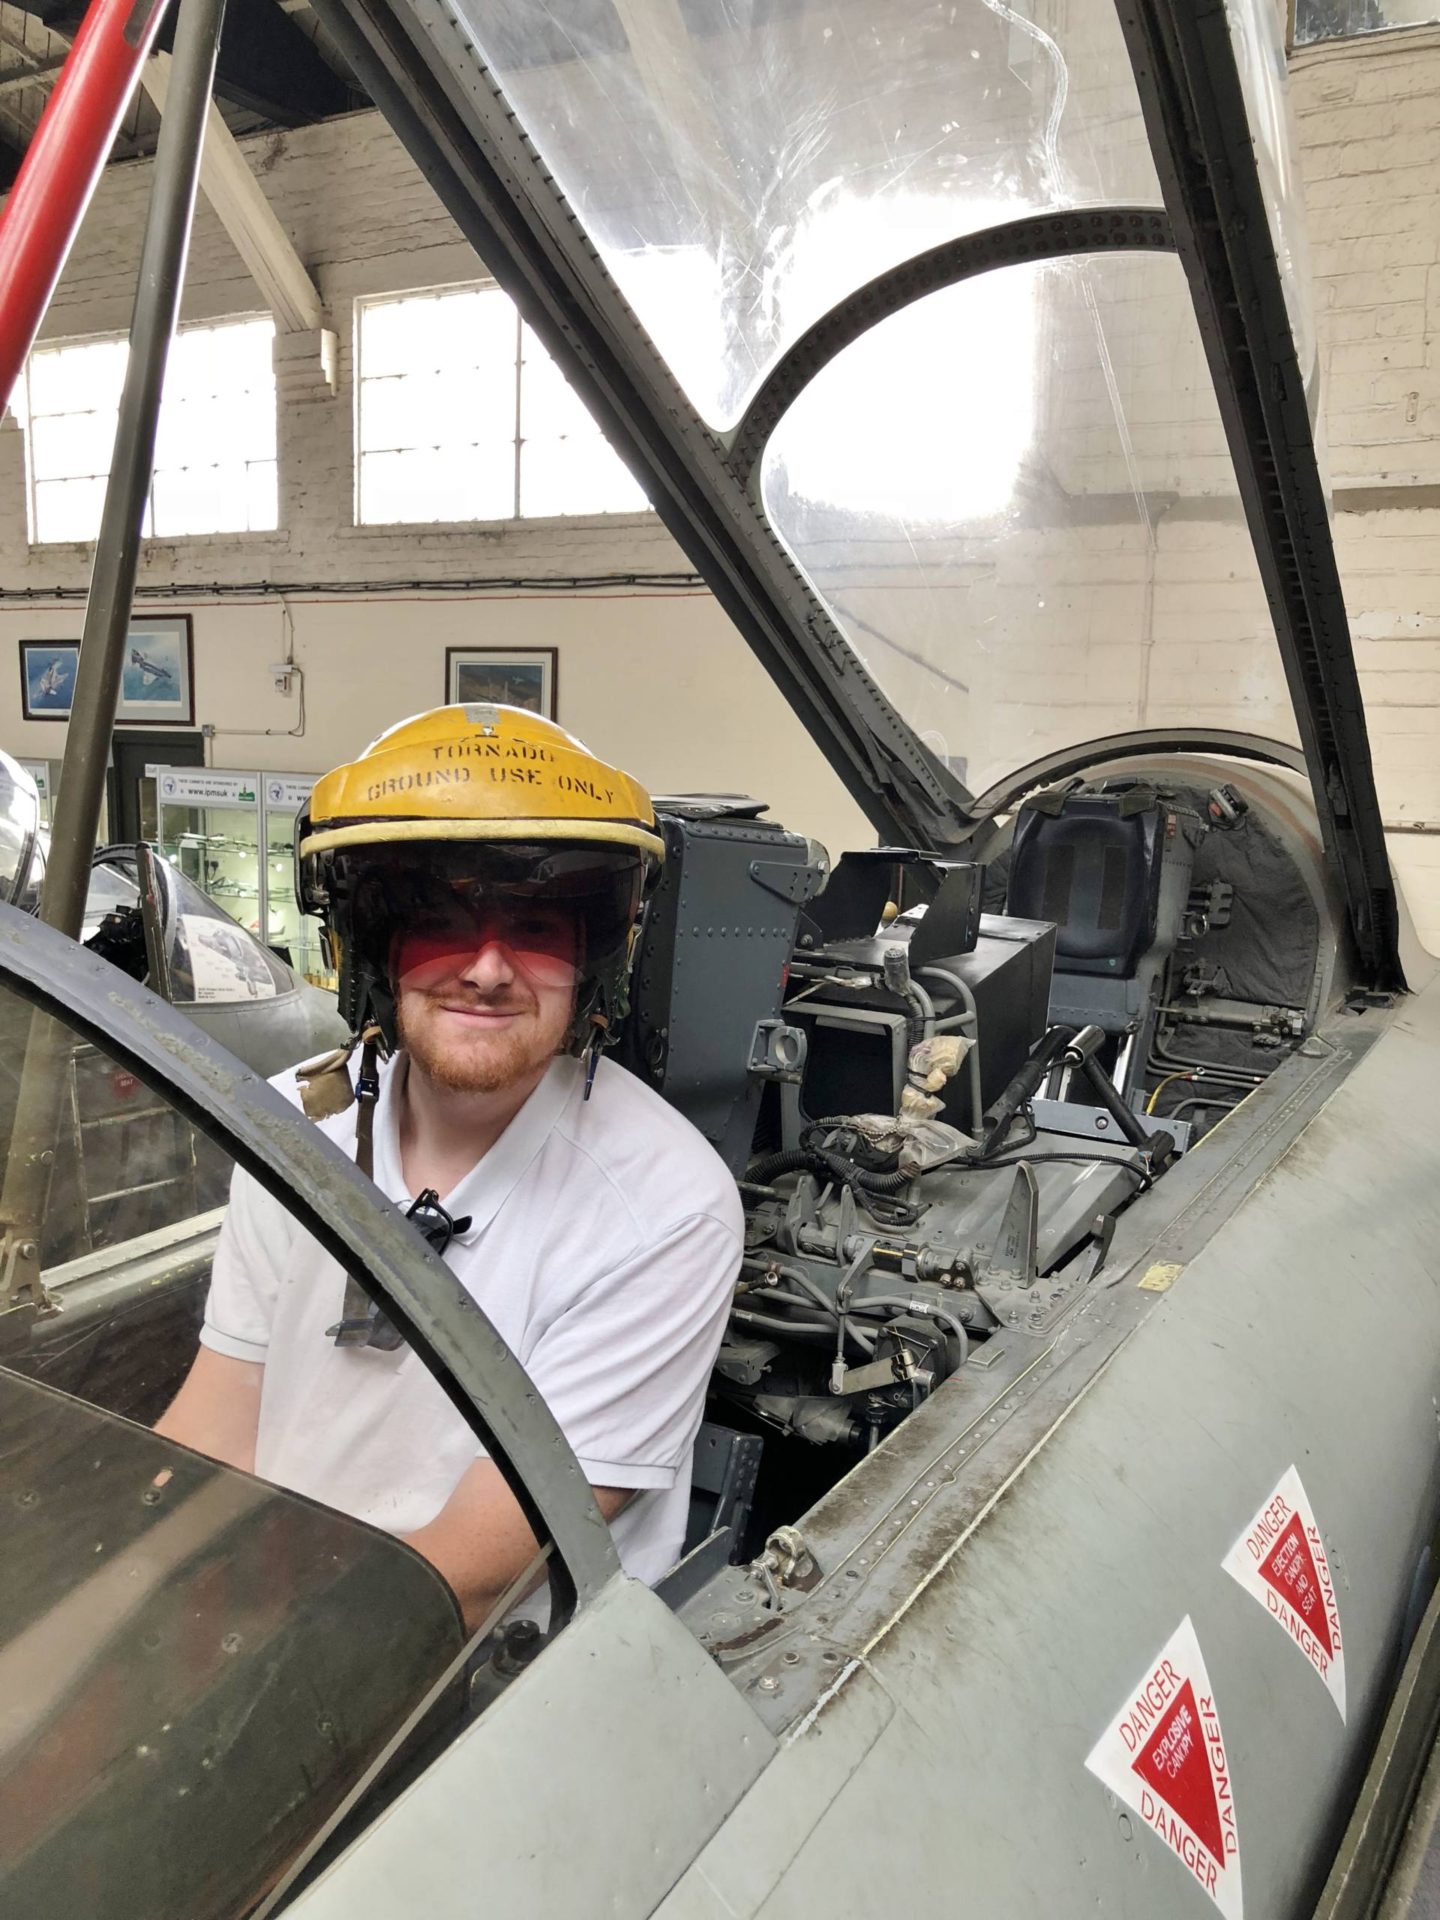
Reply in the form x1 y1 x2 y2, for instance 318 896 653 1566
788 913 1056 1132
615 805 826 1173
802 850 984 953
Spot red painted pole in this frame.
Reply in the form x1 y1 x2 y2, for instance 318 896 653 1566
0 0 174 419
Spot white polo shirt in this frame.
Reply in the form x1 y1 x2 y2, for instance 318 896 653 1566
200 1052 743 1591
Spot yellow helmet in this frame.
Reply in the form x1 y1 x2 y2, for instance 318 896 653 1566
297 704 664 1057
300 702 664 866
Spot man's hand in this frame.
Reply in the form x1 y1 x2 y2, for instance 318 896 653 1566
402 1458 632 1635
154 1347 264 1472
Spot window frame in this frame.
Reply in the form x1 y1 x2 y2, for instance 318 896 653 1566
1288 0 1440 47
352 280 650 528
20 312 280 547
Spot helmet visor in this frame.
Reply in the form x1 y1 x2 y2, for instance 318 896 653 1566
394 893 583 991
340 842 644 989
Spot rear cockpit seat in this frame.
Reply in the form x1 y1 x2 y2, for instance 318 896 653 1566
1006 785 1200 1092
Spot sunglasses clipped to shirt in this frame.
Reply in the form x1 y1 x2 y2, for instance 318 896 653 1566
327 1189 472 1349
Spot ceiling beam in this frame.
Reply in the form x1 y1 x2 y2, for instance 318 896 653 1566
0 54 66 94
141 48 327 336
0 20 51 181
0 18 50 61
0 18 329 344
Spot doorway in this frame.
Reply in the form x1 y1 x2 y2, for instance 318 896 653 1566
108 730 204 843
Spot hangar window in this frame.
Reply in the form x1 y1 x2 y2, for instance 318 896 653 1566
354 283 648 523
1293 0 1439 39
18 316 278 544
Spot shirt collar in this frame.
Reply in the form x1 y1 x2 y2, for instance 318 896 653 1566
371 1052 582 1241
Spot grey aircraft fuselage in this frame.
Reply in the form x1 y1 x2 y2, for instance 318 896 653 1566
275 759 1440 1920
2 745 1434 1920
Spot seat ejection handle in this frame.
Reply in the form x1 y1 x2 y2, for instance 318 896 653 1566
978 1025 1077 1155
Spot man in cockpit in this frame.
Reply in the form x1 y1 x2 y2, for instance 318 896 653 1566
157 706 742 1630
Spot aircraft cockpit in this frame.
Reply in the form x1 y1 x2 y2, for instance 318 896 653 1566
585 731 1355 1546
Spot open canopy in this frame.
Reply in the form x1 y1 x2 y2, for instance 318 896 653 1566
308 0 1400 987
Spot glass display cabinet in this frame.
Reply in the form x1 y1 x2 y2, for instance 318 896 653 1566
261 773 332 987
155 768 262 942
153 767 332 987
18 760 54 829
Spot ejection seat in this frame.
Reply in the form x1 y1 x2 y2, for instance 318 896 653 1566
1004 784 1198 1096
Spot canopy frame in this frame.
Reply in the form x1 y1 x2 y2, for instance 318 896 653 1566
304 0 1401 985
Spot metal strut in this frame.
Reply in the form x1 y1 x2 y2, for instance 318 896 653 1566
1111 0 1403 991
43 0 227 941
0 0 228 1329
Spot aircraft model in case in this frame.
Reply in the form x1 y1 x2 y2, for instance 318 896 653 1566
1 0 1439 1914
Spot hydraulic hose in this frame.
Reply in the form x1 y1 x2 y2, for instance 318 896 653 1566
1164 1093 1243 1122
729 1308 837 1342
742 1259 844 1318
978 1149 1151 1187
900 974 936 1047
746 1147 911 1194
737 1270 878 1356
916 965 985 1135
850 1294 971 1360
1148 1024 1269 1088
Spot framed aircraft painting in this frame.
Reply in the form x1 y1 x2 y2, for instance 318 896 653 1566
115 615 194 725
19 640 80 721
446 647 557 719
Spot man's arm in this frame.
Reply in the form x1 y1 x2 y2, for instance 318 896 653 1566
156 1154 291 1471
402 1458 631 1634
154 1347 264 1473
420 1208 740 1635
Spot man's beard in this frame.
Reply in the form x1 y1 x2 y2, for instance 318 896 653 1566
396 989 572 1094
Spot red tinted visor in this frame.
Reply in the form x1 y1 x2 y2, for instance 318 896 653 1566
341 842 645 985
394 895 583 989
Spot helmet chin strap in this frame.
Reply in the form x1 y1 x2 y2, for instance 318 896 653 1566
352 1028 383 1182
291 1018 404 1350
323 1024 408 1349
582 1011 609 1101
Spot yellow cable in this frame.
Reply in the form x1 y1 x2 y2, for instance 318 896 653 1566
1145 1070 1193 1115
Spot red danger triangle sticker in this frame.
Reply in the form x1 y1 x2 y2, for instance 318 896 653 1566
1086 1616 1242 1920
1222 1466 1345 1721
1129 1677 1225 1864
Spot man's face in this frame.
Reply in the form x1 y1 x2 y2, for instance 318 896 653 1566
392 896 580 1094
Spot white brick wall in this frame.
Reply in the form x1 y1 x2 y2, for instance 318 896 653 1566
1291 28 1440 948
1294 27 1440 488
3 39 1440 946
